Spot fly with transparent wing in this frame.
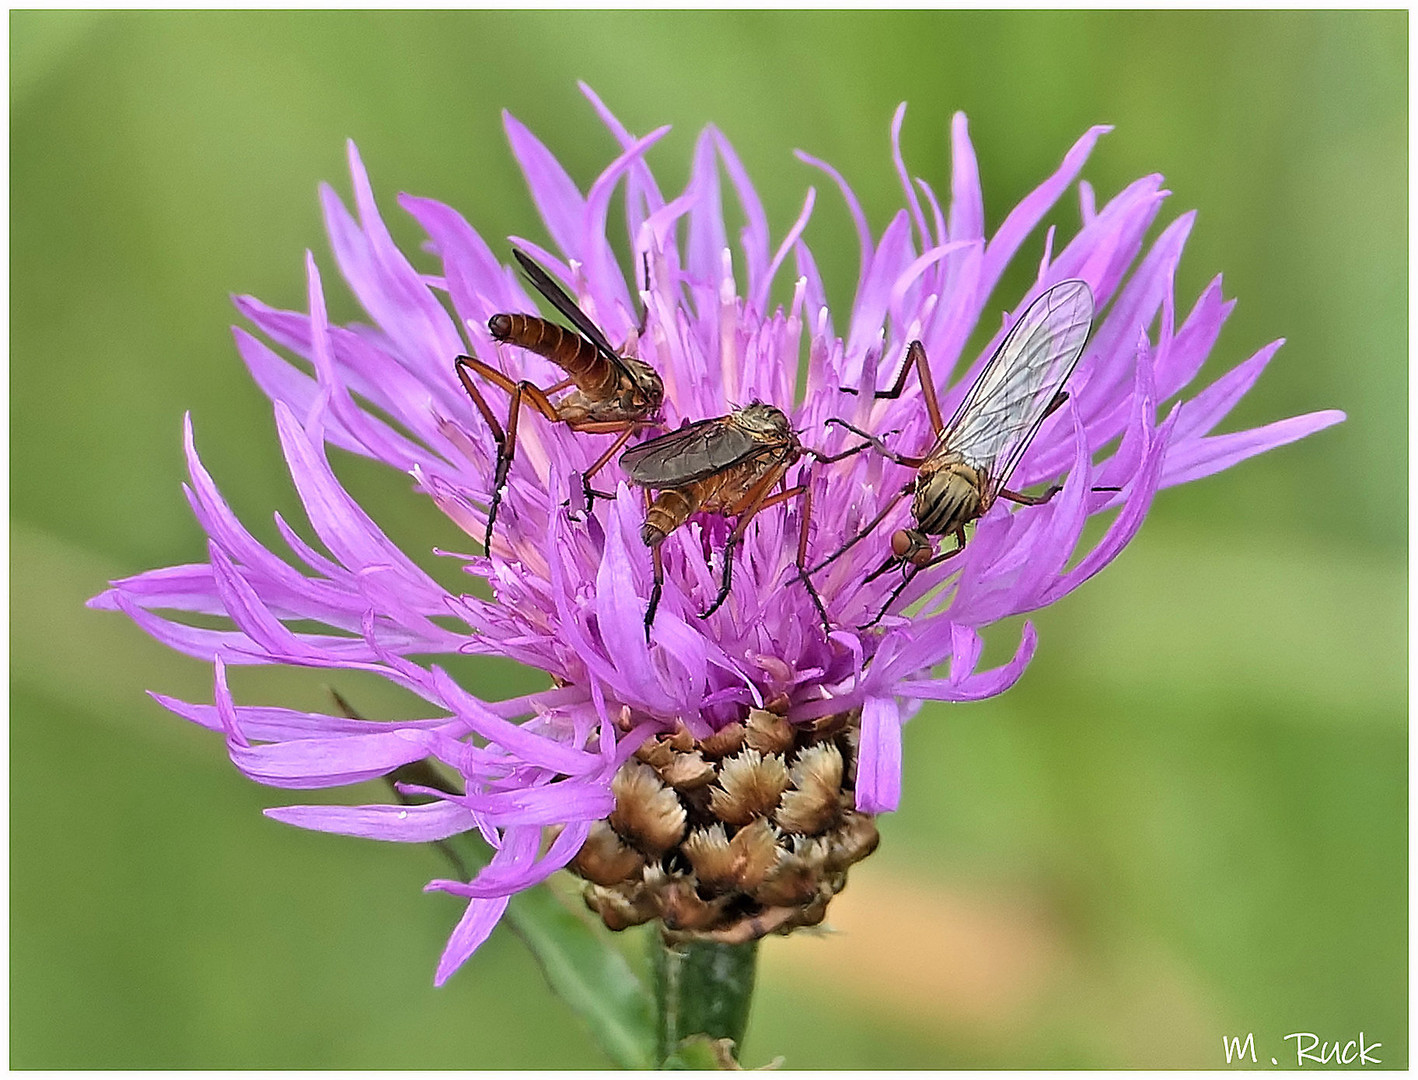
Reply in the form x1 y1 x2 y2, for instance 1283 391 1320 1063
813 279 1095 626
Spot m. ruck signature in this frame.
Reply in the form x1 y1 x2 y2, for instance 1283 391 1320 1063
1223 1031 1383 1067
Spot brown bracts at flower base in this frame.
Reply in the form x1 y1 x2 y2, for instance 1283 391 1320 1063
812 279 1096 627
569 703 878 944
620 402 869 635
455 247 664 550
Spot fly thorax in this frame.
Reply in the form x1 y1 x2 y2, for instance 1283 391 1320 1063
734 401 793 441
555 391 595 424
623 363 664 417
913 461 983 535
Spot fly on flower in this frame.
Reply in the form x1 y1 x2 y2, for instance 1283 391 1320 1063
455 248 664 549
621 402 869 635
622 402 804 635
817 279 1095 626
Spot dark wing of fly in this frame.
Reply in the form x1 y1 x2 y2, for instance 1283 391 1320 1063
941 279 1093 500
620 415 762 488
511 248 621 363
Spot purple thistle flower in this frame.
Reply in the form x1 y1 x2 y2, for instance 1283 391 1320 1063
90 85 1343 985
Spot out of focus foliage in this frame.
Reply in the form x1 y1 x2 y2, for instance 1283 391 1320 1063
11 10 1404 1068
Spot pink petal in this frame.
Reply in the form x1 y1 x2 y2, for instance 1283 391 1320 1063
266 800 477 842
855 696 902 814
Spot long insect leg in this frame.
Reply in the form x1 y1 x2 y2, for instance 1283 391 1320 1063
997 484 1062 507
564 423 638 519
1029 395 1126 500
642 487 664 640
454 355 563 552
454 355 509 447
645 545 665 641
792 477 833 632
483 383 527 552
805 480 913 576
700 463 794 620
839 340 945 436
860 526 968 630
998 478 1122 509
786 436 888 625
804 437 876 465
862 553 899 584
723 471 833 631
822 419 929 469
456 356 572 421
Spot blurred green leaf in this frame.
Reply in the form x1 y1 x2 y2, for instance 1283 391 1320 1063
505 886 658 1070
441 832 657 1070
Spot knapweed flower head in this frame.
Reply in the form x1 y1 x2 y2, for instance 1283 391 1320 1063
91 85 1342 984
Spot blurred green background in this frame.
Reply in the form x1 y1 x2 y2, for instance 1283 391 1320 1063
11 10 1405 1069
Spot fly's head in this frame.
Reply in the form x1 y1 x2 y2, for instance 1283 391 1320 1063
889 527 935 570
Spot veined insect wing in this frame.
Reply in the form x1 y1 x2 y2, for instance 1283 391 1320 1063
511 247 620 362
620 414 760 488
942 279 1094 501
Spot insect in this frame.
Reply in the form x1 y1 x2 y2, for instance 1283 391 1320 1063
620 402 868 636
454 248 663 551
811 279 1095 627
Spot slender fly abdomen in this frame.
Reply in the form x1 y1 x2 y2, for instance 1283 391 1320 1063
642 487 701 546
640 462 759 547
488 313 612 393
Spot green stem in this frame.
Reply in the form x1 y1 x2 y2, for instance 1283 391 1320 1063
652 936 759 1066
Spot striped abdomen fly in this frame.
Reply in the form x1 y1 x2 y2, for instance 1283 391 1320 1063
810 279 1098 627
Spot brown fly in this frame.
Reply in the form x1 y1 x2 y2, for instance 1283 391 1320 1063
811 279 1096 627
455 248 663 551
620 402 870 636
